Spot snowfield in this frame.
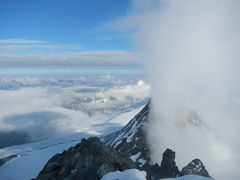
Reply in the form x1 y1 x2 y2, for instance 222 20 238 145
101 169 147 180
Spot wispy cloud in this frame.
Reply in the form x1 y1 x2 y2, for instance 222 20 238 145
0 39 82 53
0 39 47 44
0 50 137 68
0 39 138 68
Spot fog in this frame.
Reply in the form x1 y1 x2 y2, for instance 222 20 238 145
132 0 240 179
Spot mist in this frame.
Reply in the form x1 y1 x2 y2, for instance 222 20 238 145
131 0 240 179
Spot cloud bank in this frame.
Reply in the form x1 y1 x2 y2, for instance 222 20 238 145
120 0 240 179
0 76 150 144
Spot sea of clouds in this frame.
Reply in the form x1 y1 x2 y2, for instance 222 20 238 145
0 75 150 147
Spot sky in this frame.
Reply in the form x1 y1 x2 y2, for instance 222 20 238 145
0 0 137 69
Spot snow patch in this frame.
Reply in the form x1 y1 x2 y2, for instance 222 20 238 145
130 152 141 162
101 169 147 180
113 140 122 148
138 158 146 167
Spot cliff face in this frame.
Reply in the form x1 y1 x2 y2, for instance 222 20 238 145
36 103 211 180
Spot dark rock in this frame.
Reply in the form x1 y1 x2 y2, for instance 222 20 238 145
157 149 180 178
180 159 210 178
36 137 135 180
0 154 18 167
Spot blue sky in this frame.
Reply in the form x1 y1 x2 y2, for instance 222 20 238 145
0 0 140 69
0 0 132 51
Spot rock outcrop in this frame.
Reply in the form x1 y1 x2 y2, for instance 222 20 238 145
180 159 210 178
0 154 18 167
157 149 180 178
36 137 135 180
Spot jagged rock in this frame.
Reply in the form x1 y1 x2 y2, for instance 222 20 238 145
180 159 210 178
0 154 17 167
157 149 180 178
36 137 135 180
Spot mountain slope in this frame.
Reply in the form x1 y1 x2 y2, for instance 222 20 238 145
103 103 150 168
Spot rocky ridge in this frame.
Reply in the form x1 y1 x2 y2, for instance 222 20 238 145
36 102 211 180
37 137 135 180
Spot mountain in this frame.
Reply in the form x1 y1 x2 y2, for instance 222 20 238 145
36 102 211 180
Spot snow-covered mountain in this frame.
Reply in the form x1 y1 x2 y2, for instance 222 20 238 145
36 102 211 180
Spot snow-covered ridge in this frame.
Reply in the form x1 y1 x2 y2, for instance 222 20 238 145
103 103 149 169
104 103 148 147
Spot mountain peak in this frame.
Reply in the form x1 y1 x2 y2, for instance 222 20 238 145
180 159 210 178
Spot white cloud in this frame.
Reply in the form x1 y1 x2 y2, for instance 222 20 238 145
0 39 47 44
121 0 240 179
0 77 150 142
0 39 81 54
